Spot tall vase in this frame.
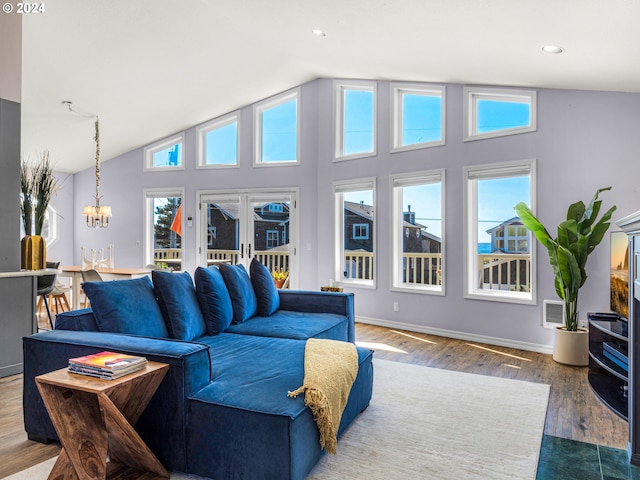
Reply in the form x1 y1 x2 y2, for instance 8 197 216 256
21 235 46 270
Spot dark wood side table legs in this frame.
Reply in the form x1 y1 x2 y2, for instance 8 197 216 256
36 362 169 480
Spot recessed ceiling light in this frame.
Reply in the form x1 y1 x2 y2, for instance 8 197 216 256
312 29 326 37
542 45 564 54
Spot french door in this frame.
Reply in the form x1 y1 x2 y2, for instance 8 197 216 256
198 190 298 288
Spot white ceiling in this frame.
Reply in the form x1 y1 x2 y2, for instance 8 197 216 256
21 0 640 173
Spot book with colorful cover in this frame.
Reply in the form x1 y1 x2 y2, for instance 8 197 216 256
68 362 146 379
68 351 147 379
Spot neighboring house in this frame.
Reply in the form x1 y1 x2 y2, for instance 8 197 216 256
403 206 441 254
344 202 442 254
252 203 290 251
485 217 530 254
206 202 289 252
344 201 374 252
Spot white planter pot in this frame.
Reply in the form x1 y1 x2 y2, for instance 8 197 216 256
553 327 589 366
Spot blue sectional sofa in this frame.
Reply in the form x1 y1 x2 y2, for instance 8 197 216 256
23 261 374 480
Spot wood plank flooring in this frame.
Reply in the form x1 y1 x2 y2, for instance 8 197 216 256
0 322 629 478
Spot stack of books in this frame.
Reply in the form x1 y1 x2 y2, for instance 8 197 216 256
68 351 148 380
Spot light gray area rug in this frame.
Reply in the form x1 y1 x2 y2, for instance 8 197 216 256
8 359 549 480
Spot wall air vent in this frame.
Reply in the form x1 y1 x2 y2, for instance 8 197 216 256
543 299 565 329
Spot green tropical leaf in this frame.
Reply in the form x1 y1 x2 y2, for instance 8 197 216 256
567 201 585 223
514 202 553 248
514 188 615 332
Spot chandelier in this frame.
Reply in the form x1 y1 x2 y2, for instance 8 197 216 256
83 117 112 227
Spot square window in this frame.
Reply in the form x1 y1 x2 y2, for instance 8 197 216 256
197 113 239 168
392 84 445 152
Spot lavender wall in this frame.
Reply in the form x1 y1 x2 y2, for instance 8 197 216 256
56 78 640 351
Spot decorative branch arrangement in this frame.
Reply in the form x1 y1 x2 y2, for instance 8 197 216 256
20 151 58 236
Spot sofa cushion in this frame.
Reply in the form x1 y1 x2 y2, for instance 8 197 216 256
224 310 348 341
250 258 280 316
194 266 234 335
153 270 207 341
218 263 258 324
82 276 168 338
187 333 374 480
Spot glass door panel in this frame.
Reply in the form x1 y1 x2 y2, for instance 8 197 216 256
249 195 292 286
201 196 242 266
199 191 297 287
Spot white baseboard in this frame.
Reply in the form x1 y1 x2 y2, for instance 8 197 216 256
356 315 554 355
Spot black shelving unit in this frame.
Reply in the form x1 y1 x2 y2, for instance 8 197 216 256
588 315 629 420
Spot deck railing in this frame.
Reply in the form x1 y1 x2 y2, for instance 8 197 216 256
154 248 530 291
478 253 531 292
154 248 288 272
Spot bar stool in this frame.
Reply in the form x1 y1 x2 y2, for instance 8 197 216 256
37 261 60 329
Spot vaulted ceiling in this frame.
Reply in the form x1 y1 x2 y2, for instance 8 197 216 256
21 0 640 173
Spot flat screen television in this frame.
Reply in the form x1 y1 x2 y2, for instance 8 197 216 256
610 230 629 320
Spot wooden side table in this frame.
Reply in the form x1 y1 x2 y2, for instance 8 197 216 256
36 361 169 479
320 286 344 292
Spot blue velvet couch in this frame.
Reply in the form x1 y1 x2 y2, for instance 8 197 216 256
23 262 374 479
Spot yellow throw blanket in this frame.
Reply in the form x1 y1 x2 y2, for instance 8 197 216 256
288 338 359 454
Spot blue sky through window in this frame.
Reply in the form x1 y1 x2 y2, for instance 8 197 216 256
402 94 442 145
343 89 374 156
205 122 237 165
261 98 297 162
477 175 530 244
402 183 442 238
477 100 530 133
153 143 181 167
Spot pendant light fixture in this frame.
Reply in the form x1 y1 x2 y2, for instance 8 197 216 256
83 116 112 227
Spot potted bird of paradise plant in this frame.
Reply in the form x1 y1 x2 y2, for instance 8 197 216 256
514 187 616 366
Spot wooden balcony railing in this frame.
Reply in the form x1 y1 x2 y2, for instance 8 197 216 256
154 248 530 291
154 248 288 272
478 253 531 292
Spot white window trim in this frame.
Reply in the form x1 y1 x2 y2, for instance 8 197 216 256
463 87 537 142
143 187 184 267
253 88 300 167
334 80 377 162
463 159 536 305
196 111 240 169
391 83 446 153
333 177 376 289
43 204 59 248
144 133 185 171
390 169 445 296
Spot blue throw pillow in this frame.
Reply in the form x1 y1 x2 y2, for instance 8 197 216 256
218 263 258 324
82 276 168 338
250 258 280 316
194 266 234 335
152 270 207 341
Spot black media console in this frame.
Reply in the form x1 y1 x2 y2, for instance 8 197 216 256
588 312 629 420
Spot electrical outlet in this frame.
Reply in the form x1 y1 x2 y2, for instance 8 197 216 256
393 302 399 312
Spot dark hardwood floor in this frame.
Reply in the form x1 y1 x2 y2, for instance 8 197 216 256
0 320 629 478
